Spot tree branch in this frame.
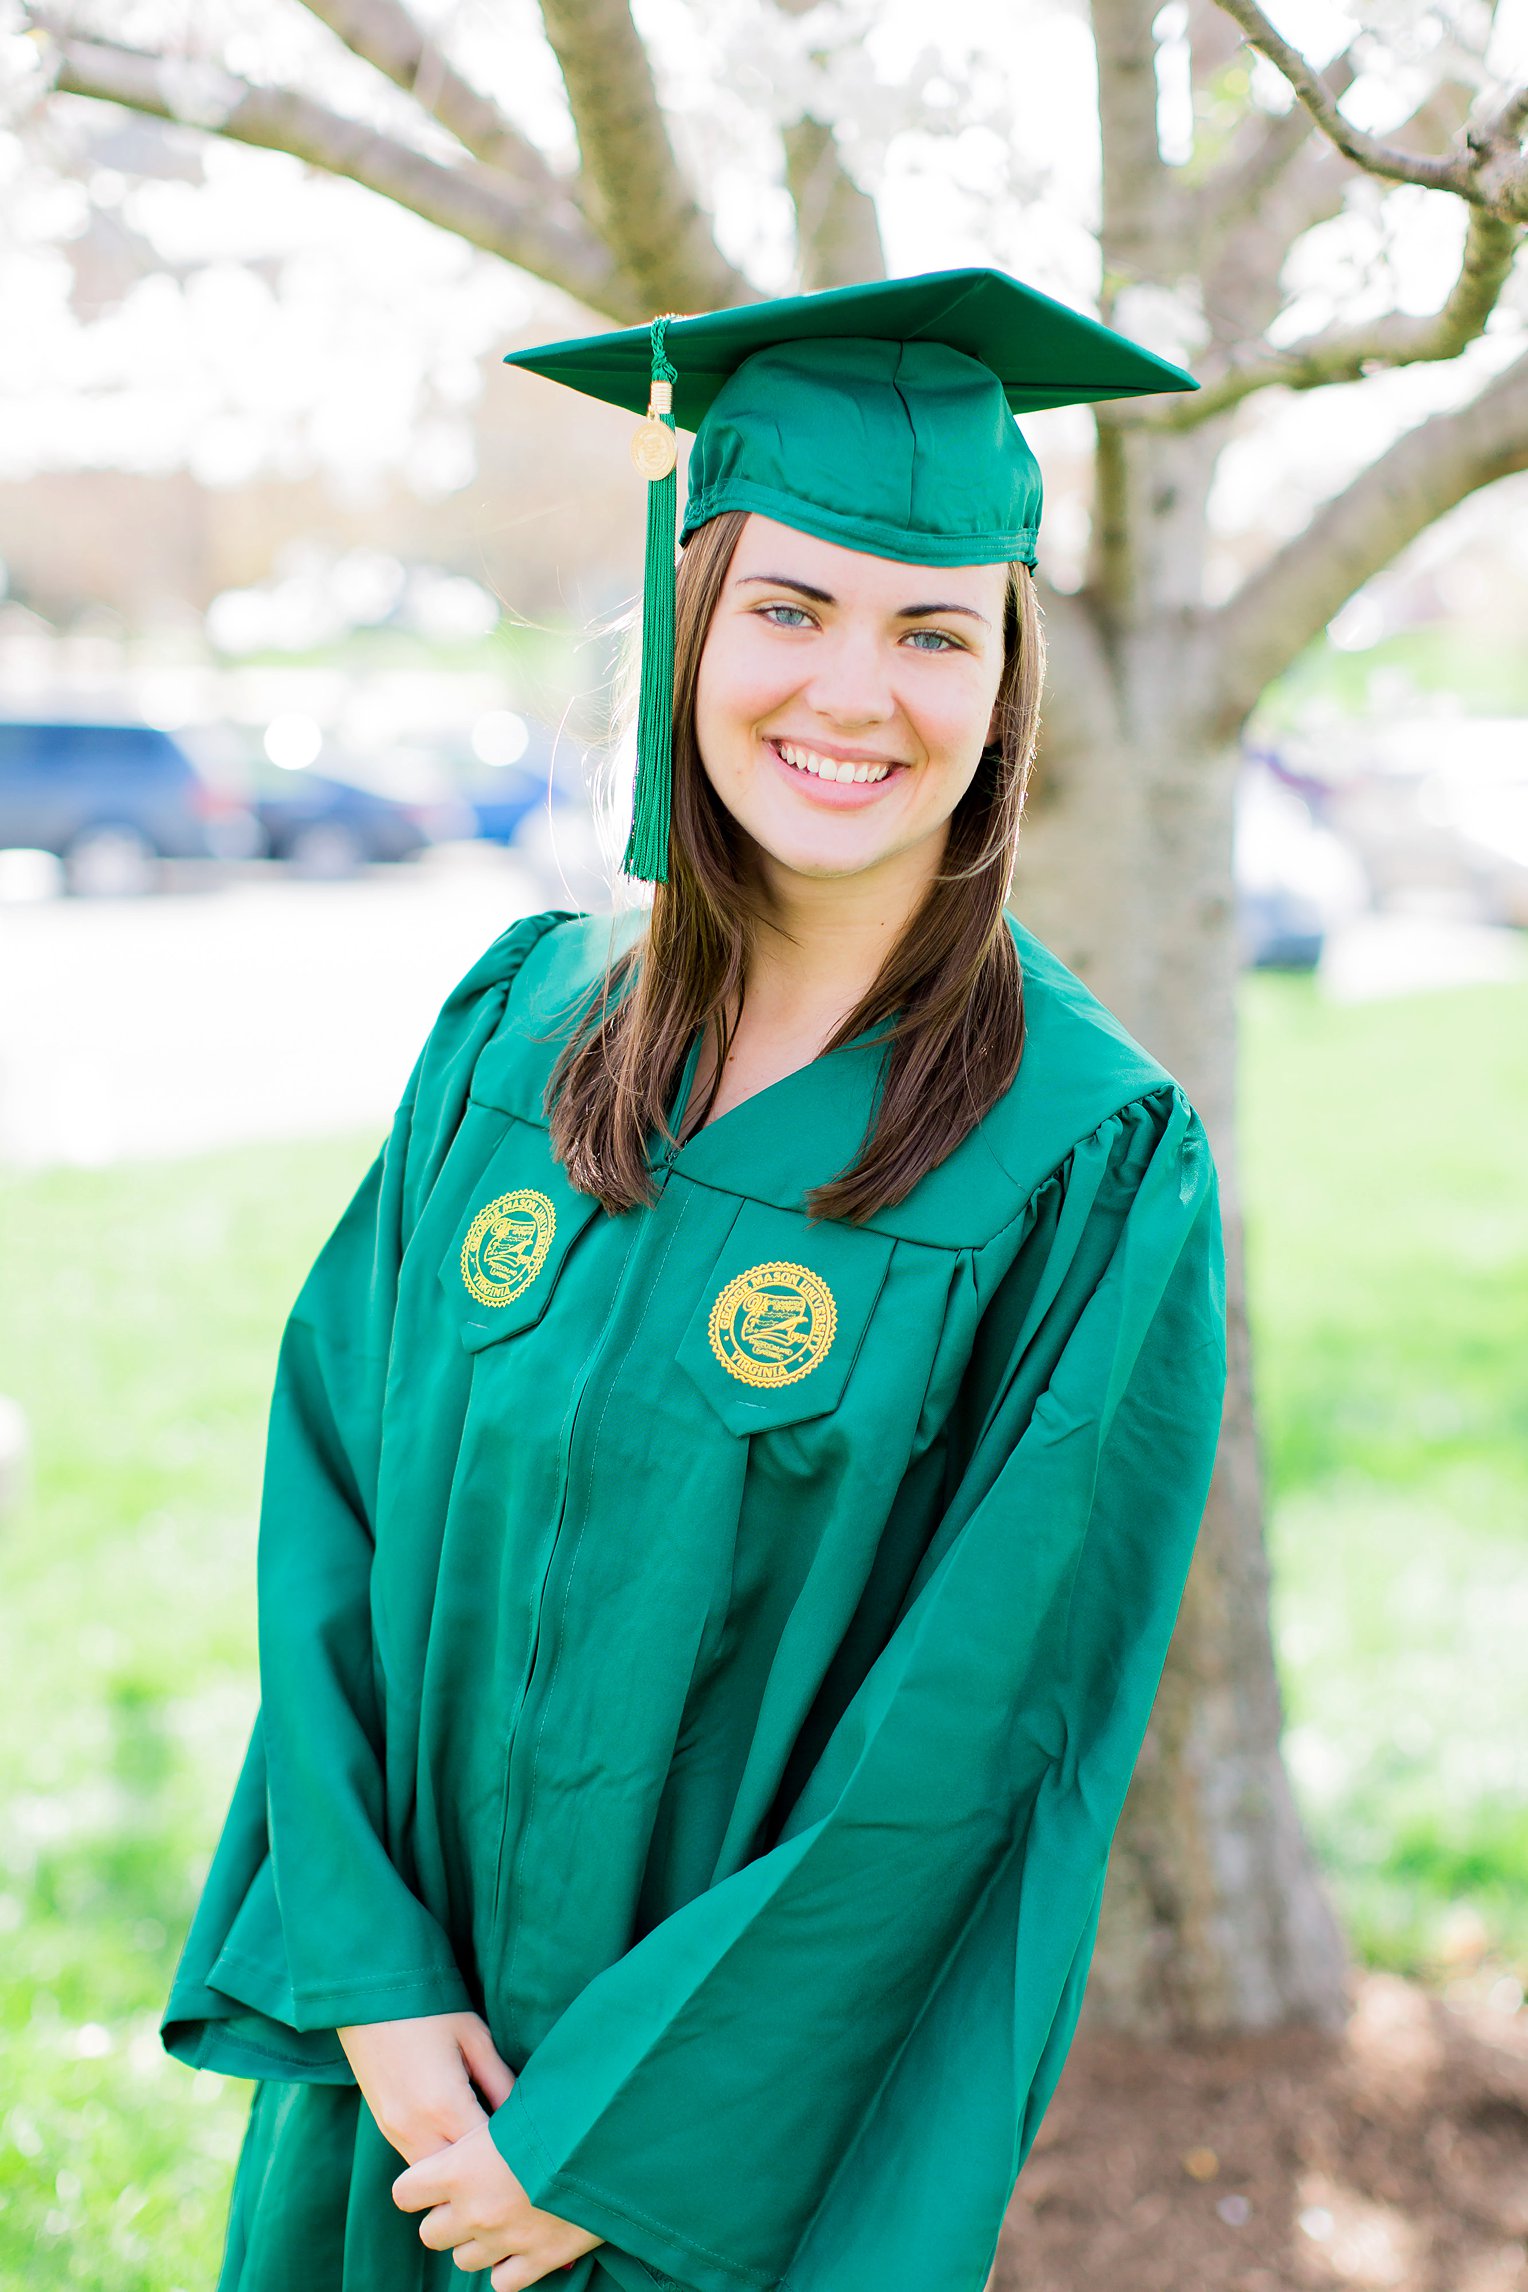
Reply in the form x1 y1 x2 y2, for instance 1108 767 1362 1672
1213 0 1463 193
36 27 630 314
1092 0 1177 298
1206 344 1528 733
1472 75 1528 218
1031 582 1123 764
782 117 885 289
1089 0 1180 610
769 0 885 290
1192 68 1479 368
1212 0 1528 219
535 0 749 314
1192 129 1347 370
1189 49 1356 254
295 0 562 192
1136 203 1524 428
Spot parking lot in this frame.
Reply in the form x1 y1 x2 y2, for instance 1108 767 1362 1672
1 846 1523 1171
0 842 612 1166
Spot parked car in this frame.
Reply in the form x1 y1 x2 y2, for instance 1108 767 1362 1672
246 763 437 875
466 762 551 848
1429 756 1528 928
1235 751 1369 969
451 716 574 849
1313 718 1528 927
0 718 254 895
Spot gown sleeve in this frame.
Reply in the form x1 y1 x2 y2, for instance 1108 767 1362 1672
161 909 573 2082
488 1082 1228 2292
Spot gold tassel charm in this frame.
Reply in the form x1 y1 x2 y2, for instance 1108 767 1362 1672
631 378 678 480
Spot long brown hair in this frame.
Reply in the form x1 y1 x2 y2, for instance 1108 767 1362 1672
548 507 1045 1223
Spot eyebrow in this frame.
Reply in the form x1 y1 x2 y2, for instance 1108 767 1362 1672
736 574 991 628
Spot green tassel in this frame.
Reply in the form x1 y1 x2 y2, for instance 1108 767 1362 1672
622 316 680 884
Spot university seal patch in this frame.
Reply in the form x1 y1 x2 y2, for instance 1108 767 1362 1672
708 1260 837 1389
460 1190 556 1308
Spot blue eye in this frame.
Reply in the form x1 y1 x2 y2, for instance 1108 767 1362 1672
760 603 814 628
904 628 960 652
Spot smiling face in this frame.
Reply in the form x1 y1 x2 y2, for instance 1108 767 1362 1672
692 514 1010 892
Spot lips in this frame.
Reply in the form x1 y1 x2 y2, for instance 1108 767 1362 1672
770 739 899 786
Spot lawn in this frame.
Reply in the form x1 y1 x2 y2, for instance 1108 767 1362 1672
1241 975 1528 1984
0 974 1524 2287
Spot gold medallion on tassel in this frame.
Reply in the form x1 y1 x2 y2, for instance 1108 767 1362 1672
631 375 677 481
630 420 678 481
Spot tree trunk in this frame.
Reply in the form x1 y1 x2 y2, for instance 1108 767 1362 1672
1015 690 1349 2036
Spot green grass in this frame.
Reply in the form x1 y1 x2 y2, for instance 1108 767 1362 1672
0 1141 369 2288
1257 624 1528 725
1242 974 1528 1980
199 615 595 709
1 977 1525 2281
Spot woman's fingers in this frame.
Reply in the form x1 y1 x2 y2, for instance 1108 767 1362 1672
446 2235 502 2273
392 2147 456 2213
459 2017 517 2111
493 2244 588 2290
416 2201 464 2253
343 2013 503 2165
389 2093 485 2166
491 2258 550 2292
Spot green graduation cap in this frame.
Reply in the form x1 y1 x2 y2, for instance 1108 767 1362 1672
504 267 1198 884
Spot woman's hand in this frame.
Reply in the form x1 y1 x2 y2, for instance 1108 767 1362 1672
392 2121 605 2288
335 2011 515 2166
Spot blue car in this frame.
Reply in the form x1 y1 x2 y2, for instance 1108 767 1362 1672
0 718 253 894
452 714 577 849
249 766 435 875
1235 750 1368 969
465 764 551 847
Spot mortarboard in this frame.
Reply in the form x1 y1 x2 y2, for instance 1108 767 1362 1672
504 268 1198 883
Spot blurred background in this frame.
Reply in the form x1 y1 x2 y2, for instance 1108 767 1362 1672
0 1 1525 2288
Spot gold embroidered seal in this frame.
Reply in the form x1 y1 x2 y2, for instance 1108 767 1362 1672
460 1189 556 1308
708 1260 837 1389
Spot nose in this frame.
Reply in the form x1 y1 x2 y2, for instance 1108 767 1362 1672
803 621 896 731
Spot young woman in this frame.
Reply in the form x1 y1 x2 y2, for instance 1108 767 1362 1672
162 270 1227 2292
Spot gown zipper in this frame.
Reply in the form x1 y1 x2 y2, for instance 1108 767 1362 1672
488 1230 633 1939
491 1043 699 1958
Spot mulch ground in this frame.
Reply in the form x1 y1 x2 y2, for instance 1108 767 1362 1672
994 1974 1528 2292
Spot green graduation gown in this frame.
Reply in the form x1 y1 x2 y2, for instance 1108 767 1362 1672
162 905 1227 2292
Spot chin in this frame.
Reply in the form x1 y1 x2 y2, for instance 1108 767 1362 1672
755 828 900 881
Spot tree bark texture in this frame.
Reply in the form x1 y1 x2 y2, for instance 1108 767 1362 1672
1001 0 1526 2032
1014 692 1349 2034
1012 314 1524 2025
1015 356 1354 2027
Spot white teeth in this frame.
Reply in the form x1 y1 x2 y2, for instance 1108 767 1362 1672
777 742 890 785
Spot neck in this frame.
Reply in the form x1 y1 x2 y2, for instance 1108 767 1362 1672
743 825 945 1038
